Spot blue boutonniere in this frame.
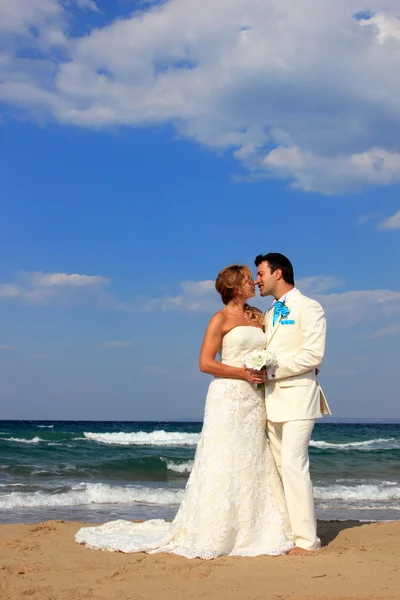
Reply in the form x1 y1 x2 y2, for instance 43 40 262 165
272 301 290 326
281 304 290 318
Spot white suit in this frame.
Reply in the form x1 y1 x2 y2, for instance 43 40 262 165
265 288 331 551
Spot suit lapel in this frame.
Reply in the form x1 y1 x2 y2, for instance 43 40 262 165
267 310 282 344
265 309 273 337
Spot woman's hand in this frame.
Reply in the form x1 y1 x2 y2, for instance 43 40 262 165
242 367 267 384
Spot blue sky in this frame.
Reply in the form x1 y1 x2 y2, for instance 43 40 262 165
0 0 399 420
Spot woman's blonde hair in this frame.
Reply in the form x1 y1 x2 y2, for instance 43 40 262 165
244 304 264 328
215 265 264 328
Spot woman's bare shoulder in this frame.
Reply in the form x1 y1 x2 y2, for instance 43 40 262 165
208 309 227 325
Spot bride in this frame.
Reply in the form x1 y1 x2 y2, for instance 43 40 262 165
76 265 293 558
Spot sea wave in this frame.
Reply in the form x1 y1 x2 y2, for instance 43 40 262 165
166 461 194 474
47 443 73 447
0 483 25 487
310 438 399 451
317 503 400 512
3 436 44 444
24 464 89 477
3 482 398 511
37 425 54 429
83 431 200 446
314 483 400 501
0 483 184 509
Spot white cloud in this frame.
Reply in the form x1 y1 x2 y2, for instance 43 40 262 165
102 341 133 348
0 0 98 39
297 276 343 294
143 280 220 312
1 270 399 328
0 283 20 299
360 12 400 43
2 1 400 192
31 272 108 288
180 280 215 296
72 0 99 11
316 289 400 325
139 277 400 327
0 0 62 36
378 209 400 230
369 323 400 336
0 270 110 305
356 212 382 225
264 147 400 194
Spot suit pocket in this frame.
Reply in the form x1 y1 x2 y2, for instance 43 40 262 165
279 377 309 387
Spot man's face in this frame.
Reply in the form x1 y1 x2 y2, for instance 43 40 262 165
255 261 277 297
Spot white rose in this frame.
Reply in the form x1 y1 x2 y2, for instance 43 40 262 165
263 350 278 369
243 349 277 370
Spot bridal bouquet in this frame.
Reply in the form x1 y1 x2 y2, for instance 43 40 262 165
243 349 278 390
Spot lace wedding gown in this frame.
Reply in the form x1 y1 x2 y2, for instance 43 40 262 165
76 326 293 558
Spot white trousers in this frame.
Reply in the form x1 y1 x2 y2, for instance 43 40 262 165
267 419 321 551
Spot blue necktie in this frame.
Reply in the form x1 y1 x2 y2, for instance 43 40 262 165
272 301 289 326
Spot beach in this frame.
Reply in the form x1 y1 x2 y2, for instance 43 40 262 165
1 519 399 600
1 421 399 599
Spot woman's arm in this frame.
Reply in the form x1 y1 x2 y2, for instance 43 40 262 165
199 314 265 383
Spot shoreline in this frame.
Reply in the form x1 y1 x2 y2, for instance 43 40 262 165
1 514 399 525
1 519 399 600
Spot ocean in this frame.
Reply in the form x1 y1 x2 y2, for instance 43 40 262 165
0 420 399 524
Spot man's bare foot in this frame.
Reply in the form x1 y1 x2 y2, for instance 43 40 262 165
286 547 312 556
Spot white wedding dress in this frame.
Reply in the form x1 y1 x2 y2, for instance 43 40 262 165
76 326 293 558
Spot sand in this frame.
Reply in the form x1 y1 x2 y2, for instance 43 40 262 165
0 520 399 600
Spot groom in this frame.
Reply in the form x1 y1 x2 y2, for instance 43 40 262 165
254 253 331 555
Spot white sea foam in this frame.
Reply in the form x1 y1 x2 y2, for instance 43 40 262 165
314 483 400 501
310 438 399 450
3 437 44 444
0 483 25 487
0 483 184 509
4 482 398 512
166 461 194 474
318 502 400 511
83 431 200 446
48 443 72 447
37 425 54 428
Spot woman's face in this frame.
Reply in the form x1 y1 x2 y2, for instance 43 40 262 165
241 272 256 299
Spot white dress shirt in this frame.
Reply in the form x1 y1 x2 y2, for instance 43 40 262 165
272 287 297 309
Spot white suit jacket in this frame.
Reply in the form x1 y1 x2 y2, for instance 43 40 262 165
265 289 332 422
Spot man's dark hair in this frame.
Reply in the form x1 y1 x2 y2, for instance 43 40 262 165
254 253 295 285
